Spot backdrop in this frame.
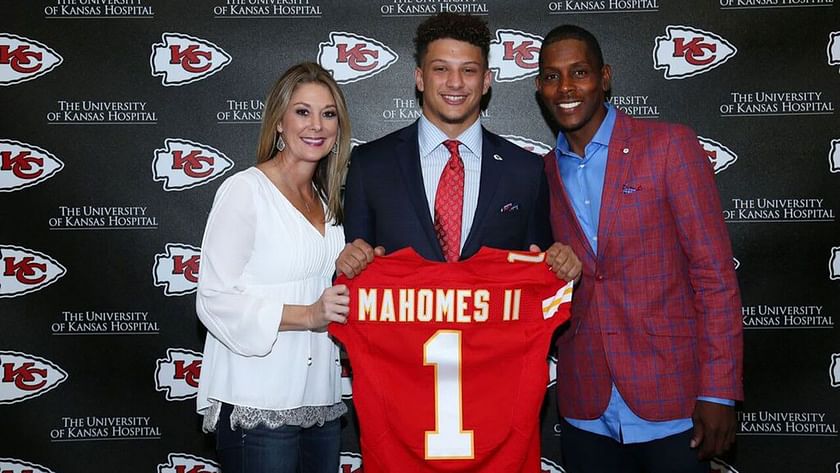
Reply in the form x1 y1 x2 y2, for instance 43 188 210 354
1 1 838 472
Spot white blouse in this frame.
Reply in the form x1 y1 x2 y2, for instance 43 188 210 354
195 167 345 417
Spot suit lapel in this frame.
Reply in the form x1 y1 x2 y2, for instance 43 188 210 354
596 111 635 262
461 128 502 257
544 149 596 263
396 122 445 261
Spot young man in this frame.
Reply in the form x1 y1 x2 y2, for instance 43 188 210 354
337 13 580 281
535 25 743 473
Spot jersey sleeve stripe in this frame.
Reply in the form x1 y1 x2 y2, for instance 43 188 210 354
541 280 574 319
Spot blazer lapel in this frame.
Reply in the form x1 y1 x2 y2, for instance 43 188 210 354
461 128 502 257
396 122 445 261
596 110 635 263
544 149 596 263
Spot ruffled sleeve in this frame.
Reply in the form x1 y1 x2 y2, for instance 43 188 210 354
196 174 285 357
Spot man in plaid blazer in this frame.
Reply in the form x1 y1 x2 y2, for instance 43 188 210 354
536 25 743 473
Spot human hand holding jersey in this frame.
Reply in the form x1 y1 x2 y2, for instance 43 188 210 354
335 238 385 279
277 284 350 332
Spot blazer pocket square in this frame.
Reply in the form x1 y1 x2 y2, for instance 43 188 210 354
500 202 520 213
622 184 642 194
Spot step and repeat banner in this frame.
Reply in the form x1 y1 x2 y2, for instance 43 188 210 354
1 1 838 472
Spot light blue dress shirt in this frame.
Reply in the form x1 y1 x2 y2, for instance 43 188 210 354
555 103 732 444
418 115 482 253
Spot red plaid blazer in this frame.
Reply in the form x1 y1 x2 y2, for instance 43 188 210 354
544 110 743 421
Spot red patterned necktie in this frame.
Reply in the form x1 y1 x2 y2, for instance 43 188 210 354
434 139 464 262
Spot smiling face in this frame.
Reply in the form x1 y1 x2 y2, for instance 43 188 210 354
536 38 611 153
415 38 491 138
276 82 338 164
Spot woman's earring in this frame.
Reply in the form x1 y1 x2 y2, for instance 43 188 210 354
332 143 338 155
275 133 286 152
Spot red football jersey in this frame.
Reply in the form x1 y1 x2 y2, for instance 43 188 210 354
329 247 573 473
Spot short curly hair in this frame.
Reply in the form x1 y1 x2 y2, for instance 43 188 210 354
413 13 490 67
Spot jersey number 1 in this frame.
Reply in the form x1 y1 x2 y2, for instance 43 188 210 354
423 330 475 460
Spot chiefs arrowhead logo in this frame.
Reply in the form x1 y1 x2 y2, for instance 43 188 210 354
546 355 557 388
697 136 738 174
0 351 68 404
0 139 64 192
711 458 740 473
155 348 202 401
540 457 566 473
153 138 234 191
153 243 200 296
339 452 363 473
150 33 231 87
318 32 398 84
830 247 840 281
653 26 736 79
489 29 542 82
0 245 66 298
0 458 56 473
157 453 220 473
830 353 840 388
828 31 840 72
830 139 840 173
0 33 63 86
340 358 353 400
501 135 552 156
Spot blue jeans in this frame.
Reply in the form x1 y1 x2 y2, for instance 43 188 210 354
216 403 341 473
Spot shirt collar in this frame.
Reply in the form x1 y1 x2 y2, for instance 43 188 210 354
555 103 617 159
418 114 482 159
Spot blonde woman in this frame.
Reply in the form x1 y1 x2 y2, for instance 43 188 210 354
195 62 352 473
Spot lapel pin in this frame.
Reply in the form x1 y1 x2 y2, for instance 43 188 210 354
622 147 629 154
493 154 503 161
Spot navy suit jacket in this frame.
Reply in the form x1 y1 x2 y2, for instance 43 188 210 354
344 121 551 261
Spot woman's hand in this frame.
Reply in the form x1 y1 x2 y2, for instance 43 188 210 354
306 284 350 331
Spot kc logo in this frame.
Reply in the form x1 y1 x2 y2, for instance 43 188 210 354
339 452 363 473
828 31 840 72
157 453 219 473
546 355 557 388
0 245 66 298
541 457 566 473
830 353 840 388
698 136 738 174
0 458 56 473
489 30 542 82
153 243 201 296
318 32 397 84
150 33 231 87
653 26 737 79
0 33 63 86
153 138 234 191
155 348 202 401
0 139 64 192
501 135 552 156
830 247 840 281
830 139 840 173
0 351 68 404
340 358 353 400
711 458 740 473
